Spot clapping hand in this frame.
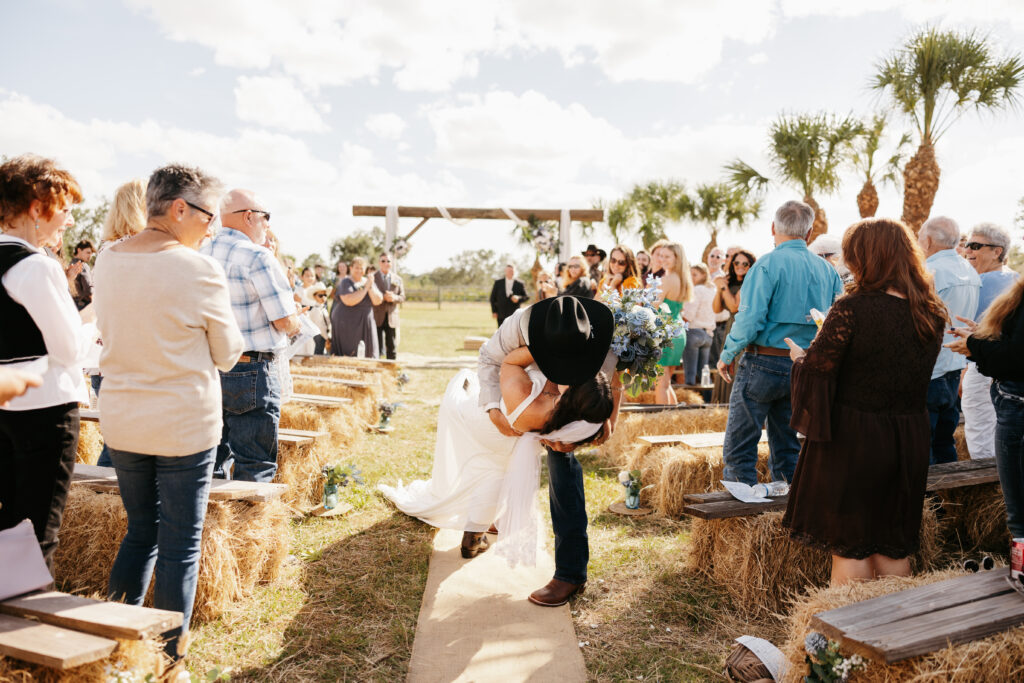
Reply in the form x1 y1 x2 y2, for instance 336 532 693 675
783 337 806 362
945 325 972 357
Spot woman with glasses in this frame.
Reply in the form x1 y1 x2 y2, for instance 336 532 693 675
711 249 756 404
598 244 641 295
0 154 91 568
93 164 243 661
561 255 594 299
331 256 383 357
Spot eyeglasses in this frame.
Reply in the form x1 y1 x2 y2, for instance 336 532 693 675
232 208 271 222
314 293 327 299
609 257 627 266
568 264 582 270
965 242 999 251
185 201 217 223
733 260 751 268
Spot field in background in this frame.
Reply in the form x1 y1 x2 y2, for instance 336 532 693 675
397 301 497 358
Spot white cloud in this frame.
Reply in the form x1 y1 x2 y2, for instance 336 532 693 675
748 51 768 65
781 0 1024 31
233 75 329 133
365 113 407 140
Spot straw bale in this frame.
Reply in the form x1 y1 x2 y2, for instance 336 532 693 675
276 441 332 509
0 636 165 682
656 445 771 517
297 354 400 376
780 567 1024 682
623 389 705 406
954 424 969 461
281 401 363 450
688 501 941 620
598 407 730 459
53 488 288 624
279 401 365 508
938 482 1010 553
75 420 104 465
290 378 379 423
290 362 398 395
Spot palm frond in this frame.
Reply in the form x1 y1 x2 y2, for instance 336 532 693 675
724 159 770 194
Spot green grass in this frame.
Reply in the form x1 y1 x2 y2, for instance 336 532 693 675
393 301 497 357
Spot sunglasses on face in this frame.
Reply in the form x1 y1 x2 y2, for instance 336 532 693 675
231 208 271 222
733 261 751 268
568 264 582 270
965 242 998 251
609 257 626 266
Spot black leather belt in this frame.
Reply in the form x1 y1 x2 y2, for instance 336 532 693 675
238 351 276 363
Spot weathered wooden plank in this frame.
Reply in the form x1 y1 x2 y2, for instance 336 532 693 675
290 374 372 389
287 393 353 406
0 613 117 669
278 432 315 446
72 464 286 503
352 205 604 222
620 403 727 413
638 430 765 449
0 592 181 641
79 408 99 422
682 497 788 520
278 428 328 440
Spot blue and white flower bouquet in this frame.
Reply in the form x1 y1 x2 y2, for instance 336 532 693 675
600 277 686 396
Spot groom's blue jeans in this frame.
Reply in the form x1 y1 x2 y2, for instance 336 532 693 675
547 449 588 585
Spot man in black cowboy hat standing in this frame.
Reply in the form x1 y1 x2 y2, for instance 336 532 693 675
582 244 606 294
478 295 624 606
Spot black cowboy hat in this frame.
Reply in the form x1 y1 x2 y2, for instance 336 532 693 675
519 295 613 386
581 244 607 259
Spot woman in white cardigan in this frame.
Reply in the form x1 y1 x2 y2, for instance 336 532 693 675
94 164 243 662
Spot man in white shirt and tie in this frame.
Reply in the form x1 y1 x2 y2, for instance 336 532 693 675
489 264 527 327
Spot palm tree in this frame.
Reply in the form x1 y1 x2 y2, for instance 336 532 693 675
852 114 912 218
726 112 861 243
682 182 762 262
872 28 1023 232
606 180 689 247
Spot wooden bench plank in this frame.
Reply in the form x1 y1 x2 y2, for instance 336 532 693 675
290 374 371 389
278 432 315 446
278 427 327 440
811 572 1024 663
0 591 181 641
72 464 286 503
0 613 117 669
287 393 353 406
638 430 766 449
620 403 727 413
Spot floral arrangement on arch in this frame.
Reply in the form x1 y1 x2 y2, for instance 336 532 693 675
514 215 559 259
600 276 686 396
392 238 410 258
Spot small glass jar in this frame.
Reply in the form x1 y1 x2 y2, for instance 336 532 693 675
323 482 339 510
625 483 641 509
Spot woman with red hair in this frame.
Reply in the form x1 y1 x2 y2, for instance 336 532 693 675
782 218 947 585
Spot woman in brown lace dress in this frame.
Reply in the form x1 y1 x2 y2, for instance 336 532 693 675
781 218 947 585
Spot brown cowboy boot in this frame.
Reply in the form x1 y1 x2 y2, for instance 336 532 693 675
528 578 586 607
461 531 490 559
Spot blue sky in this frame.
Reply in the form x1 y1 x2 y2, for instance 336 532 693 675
2 0 1022 273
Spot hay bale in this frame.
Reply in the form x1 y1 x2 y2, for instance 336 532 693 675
53 488 288 624
954 424 969 461
76 420 104 465
656 445 771 517
290 378 379 423
0 636 165 682
278 401 367 508
598 407 730 459
688 501 941 620
289 362 398 396
622 389 705 406
276 441 333 509
297 354 400 376
938 482 1010 553
780 567 1024 682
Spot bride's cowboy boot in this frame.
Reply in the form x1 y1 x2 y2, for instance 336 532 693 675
528 578 586 607
461 531 489 558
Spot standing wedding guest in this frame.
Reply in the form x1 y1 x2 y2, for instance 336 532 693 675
561 255 594 299
598 244 641 295
308 283 331 355
961 222 1018 459
91 178 148 468
70 239 95 310
332 256 382 357
918 216 980 464
555 261 567 288
653 242 691 404
809 234 842 269
373 252 405 360
718 201 842 485
489 263 527 326
783 218 946 585
948 276 1024 540
202 189 299 482
707 247 729 367
644 239 670 285
95 164 243 660
710 249 756 404
582 244 606 292
536 270 558 300
0 154 90 567
314 262 327 284
683 263 716 386
296 267 321 306
636 250 651 281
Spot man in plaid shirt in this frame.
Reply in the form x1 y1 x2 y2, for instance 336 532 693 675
201 189 299 482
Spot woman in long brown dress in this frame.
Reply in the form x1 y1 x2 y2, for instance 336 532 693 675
781 218 947 585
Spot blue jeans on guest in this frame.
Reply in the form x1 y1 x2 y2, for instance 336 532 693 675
926 369 961 465
991 380 1024 538
722 353 801 485
107 447 215 659
216 358 281 482
547 449 588 586
682 328 712 386
90 375 112 467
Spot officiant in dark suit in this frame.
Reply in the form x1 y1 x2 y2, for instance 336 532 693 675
372 252 405 360
489 264 527 327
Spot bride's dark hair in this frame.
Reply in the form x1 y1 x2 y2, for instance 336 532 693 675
541 372 613 446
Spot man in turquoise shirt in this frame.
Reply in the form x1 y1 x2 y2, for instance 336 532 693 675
717 200 843 485
919 216 980 464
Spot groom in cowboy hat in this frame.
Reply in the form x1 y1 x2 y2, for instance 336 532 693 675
582 244 607 292
477 295 625 606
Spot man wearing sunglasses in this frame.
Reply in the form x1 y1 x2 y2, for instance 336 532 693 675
201 189 300 482
918 216 980 465
372 252 405 360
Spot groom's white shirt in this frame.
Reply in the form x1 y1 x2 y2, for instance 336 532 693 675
477 308 618 412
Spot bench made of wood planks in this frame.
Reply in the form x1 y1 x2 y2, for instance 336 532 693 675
72 463 287 503
78 410 326 447
289 374 372 389
286 393 353 407
681 459 1000 520
620 403 728 414
810 570 1024 663
638 430 766 449
0 591 181 670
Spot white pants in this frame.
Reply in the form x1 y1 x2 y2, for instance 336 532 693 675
961 362 996 459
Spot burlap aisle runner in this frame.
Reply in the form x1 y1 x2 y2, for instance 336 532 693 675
407 528 586 682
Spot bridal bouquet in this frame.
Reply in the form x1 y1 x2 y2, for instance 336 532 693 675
601 277 686 396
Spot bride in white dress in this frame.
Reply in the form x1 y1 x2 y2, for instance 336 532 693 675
379 345 612 563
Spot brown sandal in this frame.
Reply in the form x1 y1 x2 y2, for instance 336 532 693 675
461 531 490 558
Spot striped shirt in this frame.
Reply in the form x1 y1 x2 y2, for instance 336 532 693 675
200 228 294 352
